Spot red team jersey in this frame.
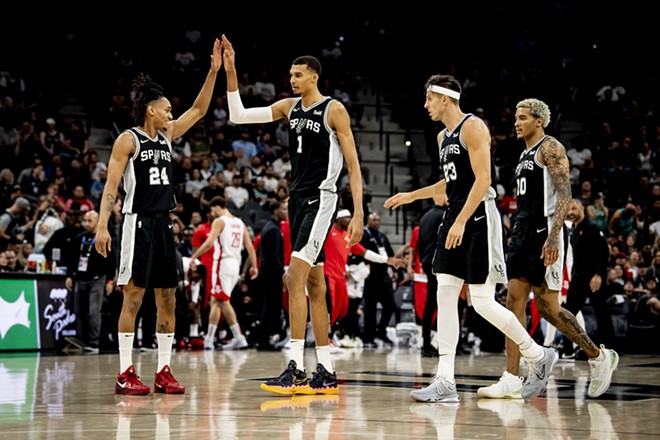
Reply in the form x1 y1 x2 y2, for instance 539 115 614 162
323 225 366 324
192 222 214 307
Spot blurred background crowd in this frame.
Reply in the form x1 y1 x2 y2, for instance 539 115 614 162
1 6 658 356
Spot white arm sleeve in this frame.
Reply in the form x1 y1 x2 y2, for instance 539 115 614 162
364 249 388 264
227 90 274 124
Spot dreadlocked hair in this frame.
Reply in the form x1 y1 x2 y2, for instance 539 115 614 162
130 72 165 126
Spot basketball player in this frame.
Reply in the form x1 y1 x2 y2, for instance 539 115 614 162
384 75 557 402
95 38 223 395
221 34 364 395
189 196 258 351
478 99 618 400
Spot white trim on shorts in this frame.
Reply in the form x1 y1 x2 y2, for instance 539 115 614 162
293 190 337 265
117 213 137 286
544 215 565 292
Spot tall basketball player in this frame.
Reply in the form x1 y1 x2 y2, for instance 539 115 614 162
221 34 364 395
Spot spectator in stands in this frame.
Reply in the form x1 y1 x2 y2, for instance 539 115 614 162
254 69 277 105
577 180 594 207
199 175 225 213
90 169 107 205
184 168 207 202
609 203 639 238
3 248 21 272
188 125 212 164
256 131 280 164
209 96 228 130
67 158 93 192
19 160 47 200
261 166 280 194
231 128 258 160
0 197 32 251
0 168 16 208
65 185 95 214
224 175 249 209
199 157 213 181
38 117 63 160
587 192 609 232
62 119 89 160
0 250 8 271
271 148 291 179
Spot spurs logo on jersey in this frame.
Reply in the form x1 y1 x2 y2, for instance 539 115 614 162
122 128 176 214
140 148 172 165
286 97 344 194
440 114 498 206
514 135 557 220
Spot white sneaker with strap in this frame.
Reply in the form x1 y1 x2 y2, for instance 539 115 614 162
477 371 524 399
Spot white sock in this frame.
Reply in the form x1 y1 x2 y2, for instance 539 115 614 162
157 333 174 371
519 338 544 362
315 345 333 373
118 332 134 372
229 323 242 338
289 339 305 371
207 324 218 341
190 324 199 338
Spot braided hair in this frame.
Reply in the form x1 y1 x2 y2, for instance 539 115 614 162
130 72 165 127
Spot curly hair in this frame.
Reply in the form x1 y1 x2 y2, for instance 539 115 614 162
516 98 551 128
130 72 165 126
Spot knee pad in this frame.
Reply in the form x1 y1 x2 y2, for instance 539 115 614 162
468 282 498 309
436 274 464 289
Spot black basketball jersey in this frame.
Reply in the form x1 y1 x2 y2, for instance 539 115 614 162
513 135 557 221
439 114 497 206
121 128 176 214
286 97 344 194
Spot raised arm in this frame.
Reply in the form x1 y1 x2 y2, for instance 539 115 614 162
221 35 288 124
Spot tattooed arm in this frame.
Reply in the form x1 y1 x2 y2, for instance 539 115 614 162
94 131 134 257
539 136 572 267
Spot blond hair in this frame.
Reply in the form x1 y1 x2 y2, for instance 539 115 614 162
516 98 551 128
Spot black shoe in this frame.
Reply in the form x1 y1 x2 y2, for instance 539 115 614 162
421 346 439 357
260 360 308 395
297 363 339 395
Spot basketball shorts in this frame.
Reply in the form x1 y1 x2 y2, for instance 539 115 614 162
117 212 179 289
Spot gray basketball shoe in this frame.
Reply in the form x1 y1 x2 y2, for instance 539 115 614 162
410 375 460 403
522 347 558 399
